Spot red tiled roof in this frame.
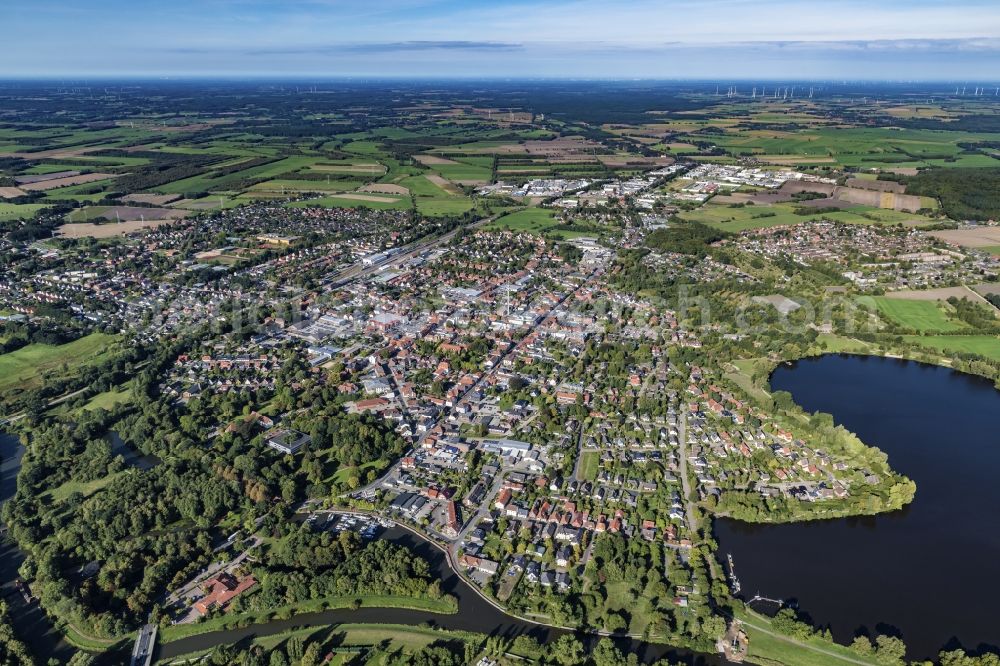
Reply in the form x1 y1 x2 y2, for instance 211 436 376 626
193 574 257 616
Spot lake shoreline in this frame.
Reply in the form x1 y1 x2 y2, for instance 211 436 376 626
717 354 1000 661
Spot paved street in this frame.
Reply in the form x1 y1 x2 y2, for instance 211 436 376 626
129 624 157 666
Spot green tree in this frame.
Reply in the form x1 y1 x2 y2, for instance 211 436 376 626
285 636 304 661
874 634 907 665
548 635 584 665
851 636 873 656
299 642 322 666
593 638 627 666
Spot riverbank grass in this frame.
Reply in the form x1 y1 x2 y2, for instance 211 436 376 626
58 621 132 653
814 334 875 354
736 608 881 666
726 357 774 405
79 388 133 412
47 388 133 417
155 622 474 666
159 594 458 643
45 473 122 502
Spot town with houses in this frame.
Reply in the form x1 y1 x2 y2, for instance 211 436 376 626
2 157 976 648
4 22 1000 664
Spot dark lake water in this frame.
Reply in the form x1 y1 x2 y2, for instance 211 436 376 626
716 354 1000 660
106 430 161 470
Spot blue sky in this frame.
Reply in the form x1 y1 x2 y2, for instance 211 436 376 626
6 0 1000 79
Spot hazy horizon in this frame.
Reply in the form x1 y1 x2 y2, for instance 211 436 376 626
7 0 1000 79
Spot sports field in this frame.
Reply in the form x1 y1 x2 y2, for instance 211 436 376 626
486 208 558 233
578 450 600 481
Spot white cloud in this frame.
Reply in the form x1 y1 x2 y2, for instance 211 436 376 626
398 0 1000 44
5 0 1000 77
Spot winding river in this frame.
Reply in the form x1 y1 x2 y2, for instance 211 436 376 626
1 431 719 665
0 431 77 663
5 354 997 662
716 354 1000 660
156 527 720 664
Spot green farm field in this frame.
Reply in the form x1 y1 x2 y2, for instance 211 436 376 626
905 335 1000 362
398 174 477 216
249 178 365 193
307 161 387 176
0 203 48 221
681 201 935 232
705 125 1000 170
425 156 494 182
153 155 330 195
859 296 965 332
286 195 409 211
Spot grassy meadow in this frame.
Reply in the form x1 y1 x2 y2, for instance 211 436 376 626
0 332 118 399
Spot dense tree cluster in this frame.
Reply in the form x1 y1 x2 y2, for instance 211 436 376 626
198 631 689 666
900 167 1000 221
645 221 730 258
238 538 445 614
2 330 408 636
0 320 82 355
0 601 34 666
